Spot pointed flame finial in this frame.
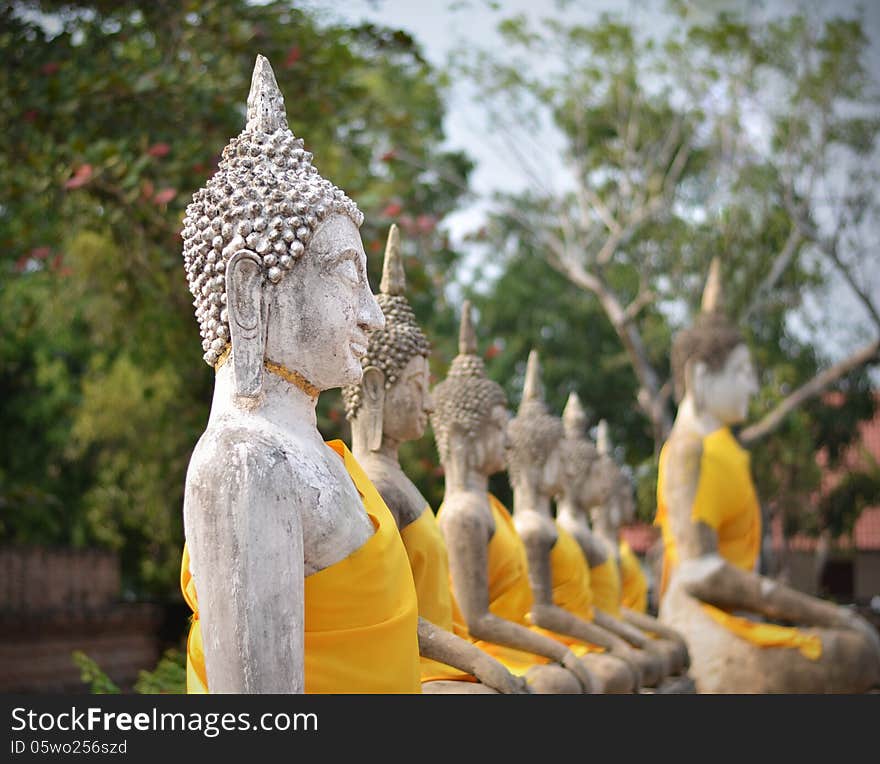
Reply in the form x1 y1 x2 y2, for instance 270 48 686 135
563 391 587 437
246 55 288 133
520 349 544 410
379 224 405 296
459 300 477 355
596 419 611 456
700 256 724 314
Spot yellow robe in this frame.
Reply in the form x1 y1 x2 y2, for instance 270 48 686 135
180 439 422 693
655 426 821 660
440 494 601 675
590 557 623 618
399 507 475 683
619 540 648 614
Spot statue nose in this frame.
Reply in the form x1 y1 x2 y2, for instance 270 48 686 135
359 289 385 332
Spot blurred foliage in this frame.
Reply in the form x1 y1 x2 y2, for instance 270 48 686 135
72 650 120 694
132 648 186 694
0 0 471 599
73 648 185 694
455 7 880 534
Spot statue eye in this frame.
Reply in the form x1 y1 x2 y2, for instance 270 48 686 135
334 257 359 284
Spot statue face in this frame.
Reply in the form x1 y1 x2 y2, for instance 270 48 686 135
264 214 384 389
475 404 510 477
540 443 565 496
569 455 613 511
619 484 636 525
693 343 757 425
383 354 433 444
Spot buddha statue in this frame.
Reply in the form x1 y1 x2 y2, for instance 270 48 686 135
655 257 880 693
587 418 691 678
505 351 649 693
431 303 596 693
343 225 527 694
178 55 422 693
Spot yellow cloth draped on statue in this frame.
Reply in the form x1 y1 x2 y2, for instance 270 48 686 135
531 524 604 655
590 557 623 618
439 493 603 674
180 439 422 693
619 540 648 614
655 426 821 660
439 493 549 675
399 507 475 683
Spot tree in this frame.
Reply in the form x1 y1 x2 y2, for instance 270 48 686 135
0 0 471 597
453 6 880 530
454 7 879 451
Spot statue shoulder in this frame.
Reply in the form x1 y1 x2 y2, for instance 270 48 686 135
437 491 494 539
370 473 425 531
185 422 314 506
662 432 704 498
514 510 557 548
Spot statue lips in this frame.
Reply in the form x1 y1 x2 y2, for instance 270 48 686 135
349 337 368 360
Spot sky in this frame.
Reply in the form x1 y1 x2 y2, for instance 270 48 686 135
293 0 880 369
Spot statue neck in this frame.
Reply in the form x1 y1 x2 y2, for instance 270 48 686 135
350 420 401 467
590 505 616 543
674 394 724 439
556 496 584 527
442 446 489 494
211 362 319 434
512 480 553 518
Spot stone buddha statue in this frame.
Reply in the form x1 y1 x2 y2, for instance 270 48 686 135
655 257 880 693
178 55 422 693
343 225 527 694
586 418 691 678
431 303 596 693
505 351 647 693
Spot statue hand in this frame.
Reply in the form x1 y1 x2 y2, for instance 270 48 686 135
472 655 531 694
560 650 597 694
610 644 644 690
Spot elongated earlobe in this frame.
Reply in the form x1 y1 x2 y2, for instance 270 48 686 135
226 250 265 398
361 367 386 451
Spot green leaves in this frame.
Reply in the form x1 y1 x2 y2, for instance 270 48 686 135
1 0 471 599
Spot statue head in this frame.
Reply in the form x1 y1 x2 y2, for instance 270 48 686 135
560 395 615 512
506 351 565 495
613 471 636 528
181 55 383 397
586 418 632 530
343 224 433 450
670 258 757 424
431 302 509 477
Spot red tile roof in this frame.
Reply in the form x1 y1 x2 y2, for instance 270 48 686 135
620 523 660 555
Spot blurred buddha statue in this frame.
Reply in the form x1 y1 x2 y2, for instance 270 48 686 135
431 303 596 693
587 419 691 680
344 225 527 694
178 56 421 693
506 351 645 693
654 258 880 693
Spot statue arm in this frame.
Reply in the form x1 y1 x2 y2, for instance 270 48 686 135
667 439 849 630
620 608 691 671
184 437 306 693
416 617 529 693
441 502 585 671
522 525 626 652
592 608 654 649
582 534 608 568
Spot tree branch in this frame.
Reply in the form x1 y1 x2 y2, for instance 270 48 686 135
622 288 655 324
741 226 803 322
740 338 880 445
